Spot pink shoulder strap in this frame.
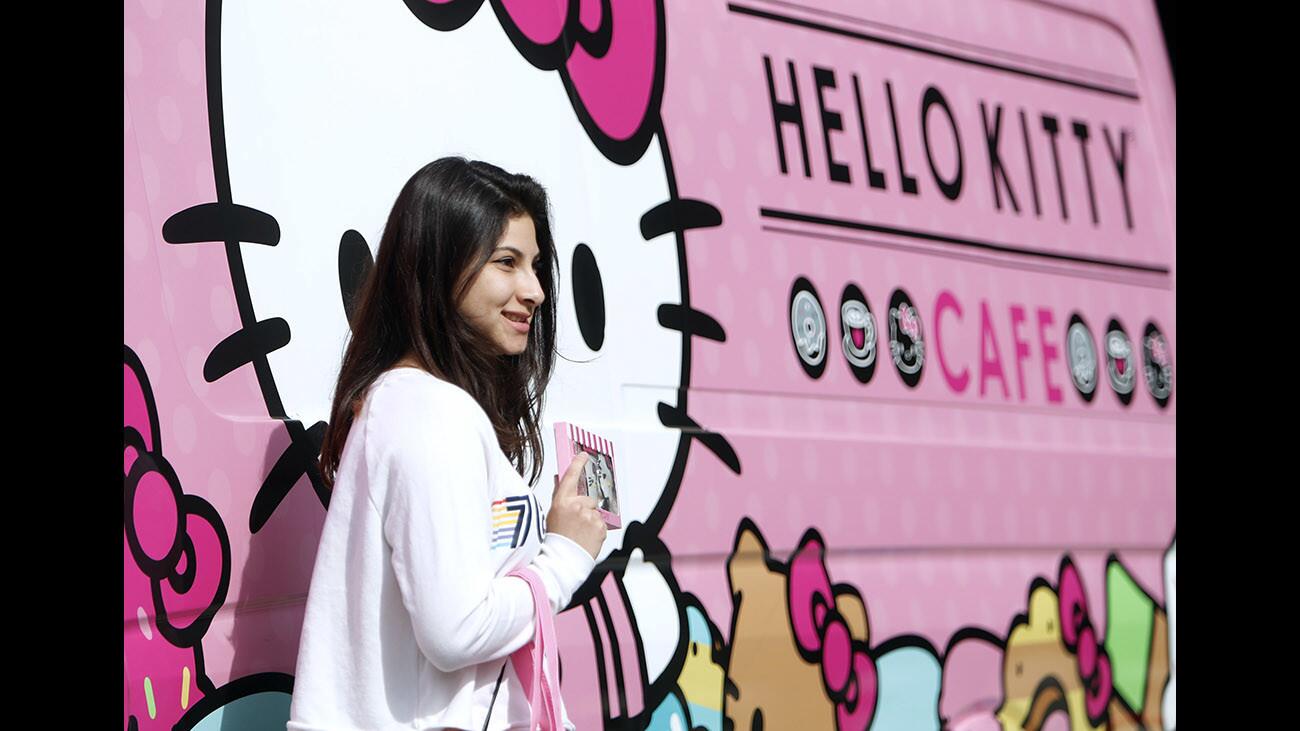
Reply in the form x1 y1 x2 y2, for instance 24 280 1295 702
506 567 563 731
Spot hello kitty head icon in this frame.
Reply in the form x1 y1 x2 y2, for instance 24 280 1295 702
198 0 729 560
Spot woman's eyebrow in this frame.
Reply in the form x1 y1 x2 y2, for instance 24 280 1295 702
494 245 543 263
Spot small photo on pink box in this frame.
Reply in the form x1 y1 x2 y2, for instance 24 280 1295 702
554 421 621 528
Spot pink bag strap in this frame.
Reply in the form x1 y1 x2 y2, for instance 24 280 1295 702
507 567 562 731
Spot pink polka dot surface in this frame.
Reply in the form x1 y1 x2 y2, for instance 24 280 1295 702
209 286 237 332
124 210 150 262
170 404 197 454
124 29 144 78
176 37 203 87
718 132 736 170
156 96 183 143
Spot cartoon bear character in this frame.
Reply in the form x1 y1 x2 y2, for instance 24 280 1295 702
996 580 1097 731
723 519 876 731
997 556 1169 731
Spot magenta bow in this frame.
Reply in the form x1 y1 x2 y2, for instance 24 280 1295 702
124 347 230 648
1057 558 1112 724
787 533 877 730
420 0 662 160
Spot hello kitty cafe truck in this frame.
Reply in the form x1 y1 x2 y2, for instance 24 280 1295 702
123 0 1173 729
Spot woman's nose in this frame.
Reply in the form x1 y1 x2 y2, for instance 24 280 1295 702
521 270 544 307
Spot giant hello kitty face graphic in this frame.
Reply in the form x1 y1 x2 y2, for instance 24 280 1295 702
218 0 683 558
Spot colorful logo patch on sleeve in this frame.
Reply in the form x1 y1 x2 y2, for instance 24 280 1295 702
491 496 533 550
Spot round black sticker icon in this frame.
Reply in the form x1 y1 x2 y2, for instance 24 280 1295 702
887 288 925 388
839 283 878 384
1104 317 1135 406
1142 321 1172 409
789 277 827 379
1066 313 1099 404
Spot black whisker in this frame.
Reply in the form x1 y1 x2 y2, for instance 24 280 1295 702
640 199 723 240
302 421 331 509
203 319 291 383
658 304 726 342
657 403 741 474
162 202 280 246
250 420 329 533
303 420 327 453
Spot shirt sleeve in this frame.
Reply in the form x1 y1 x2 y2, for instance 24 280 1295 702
532 531 598 614
371 382 595 673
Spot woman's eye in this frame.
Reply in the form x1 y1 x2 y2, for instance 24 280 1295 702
497 257 515 267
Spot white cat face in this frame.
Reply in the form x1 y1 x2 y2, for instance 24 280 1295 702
219 0 683 556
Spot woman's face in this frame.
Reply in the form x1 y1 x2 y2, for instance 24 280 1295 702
457 214 546 356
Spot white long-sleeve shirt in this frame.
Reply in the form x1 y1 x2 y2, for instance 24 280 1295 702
288 368 596 731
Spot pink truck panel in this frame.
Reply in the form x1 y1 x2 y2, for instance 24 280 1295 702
125 1 1174 728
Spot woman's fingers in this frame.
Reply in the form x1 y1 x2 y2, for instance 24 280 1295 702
545 453 608 558
553 453 589 499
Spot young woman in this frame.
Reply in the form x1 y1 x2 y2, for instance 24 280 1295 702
287 157 607 731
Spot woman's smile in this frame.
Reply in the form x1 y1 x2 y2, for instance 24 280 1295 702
503 311 531 334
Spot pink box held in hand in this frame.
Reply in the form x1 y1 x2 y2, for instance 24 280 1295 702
554 422 622 529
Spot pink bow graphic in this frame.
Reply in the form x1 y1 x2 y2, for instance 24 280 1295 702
1057 559 1112 724
418 0 662 163
123 346 232 730
787 534 877 730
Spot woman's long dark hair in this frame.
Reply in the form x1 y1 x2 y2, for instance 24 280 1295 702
319 157 559 489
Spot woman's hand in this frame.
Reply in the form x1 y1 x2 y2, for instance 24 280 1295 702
547 453 607 560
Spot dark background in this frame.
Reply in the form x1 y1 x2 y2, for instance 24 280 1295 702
1156 0 1175 88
